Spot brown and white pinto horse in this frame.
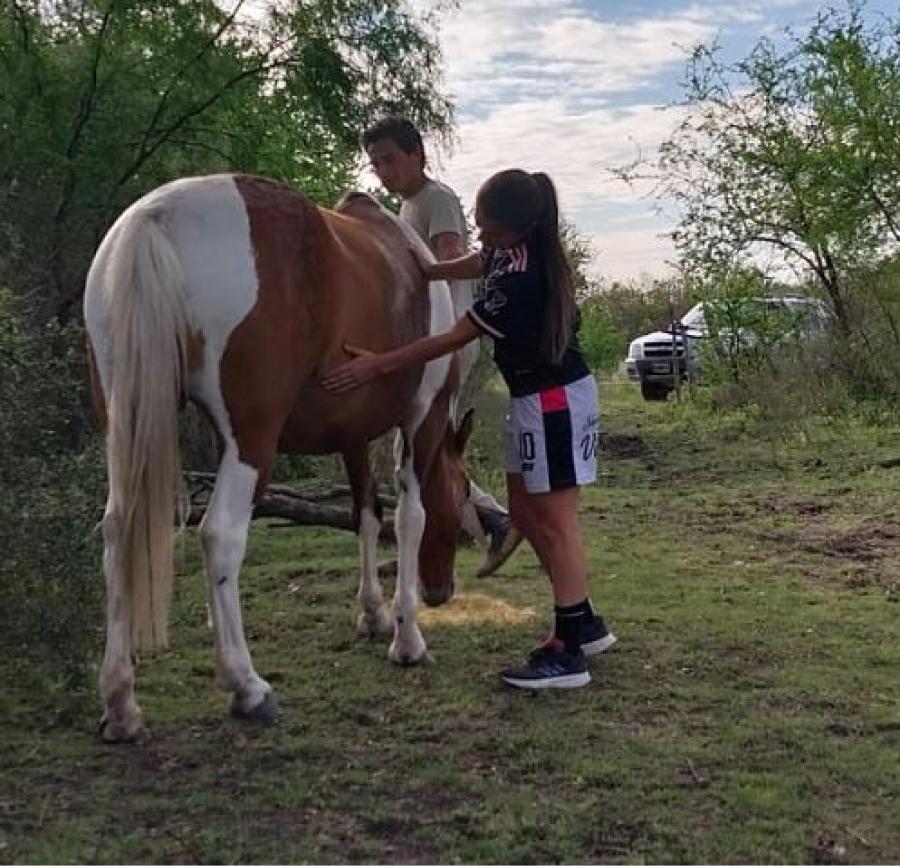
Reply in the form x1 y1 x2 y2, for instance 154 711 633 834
84 174 471 742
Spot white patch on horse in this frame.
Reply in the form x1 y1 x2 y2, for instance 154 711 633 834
356 507 393 636
152 175 258 366
84 219 126 399
385 229 456 661
199 447 272 712
86 174 259 399
392 209 477 396
390 452 428 664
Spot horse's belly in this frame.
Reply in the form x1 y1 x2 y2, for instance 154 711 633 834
278 374 421 454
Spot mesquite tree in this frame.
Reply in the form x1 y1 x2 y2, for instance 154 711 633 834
656 4 900 335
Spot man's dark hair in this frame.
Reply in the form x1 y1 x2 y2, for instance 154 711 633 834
362 116 425 165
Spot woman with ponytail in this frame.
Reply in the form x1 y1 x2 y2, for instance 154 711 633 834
323 169 615 689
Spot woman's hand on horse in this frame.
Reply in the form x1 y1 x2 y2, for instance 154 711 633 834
321 345 386 392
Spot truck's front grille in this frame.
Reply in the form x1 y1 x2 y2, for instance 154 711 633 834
644 341 684 358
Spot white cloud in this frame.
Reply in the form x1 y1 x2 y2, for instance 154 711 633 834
437 98 684 204
437 1 717 108
423 97 688 280
586 226 677 282
409 0 826 279
415 1 713 279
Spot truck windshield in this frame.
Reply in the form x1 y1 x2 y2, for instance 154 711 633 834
680 304 706 329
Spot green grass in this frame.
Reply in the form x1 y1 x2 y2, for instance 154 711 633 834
3 379 900 863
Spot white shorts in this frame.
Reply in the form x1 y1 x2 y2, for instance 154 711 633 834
503 375 600 494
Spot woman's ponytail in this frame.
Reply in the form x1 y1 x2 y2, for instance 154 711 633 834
530 173 575 365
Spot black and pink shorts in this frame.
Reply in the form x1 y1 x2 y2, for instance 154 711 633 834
503 374 600 493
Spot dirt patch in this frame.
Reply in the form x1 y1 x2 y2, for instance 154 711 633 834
801 524 900 561
767 498 831 517
601 433 646 459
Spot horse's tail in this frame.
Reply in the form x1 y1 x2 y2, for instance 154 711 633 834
106 206 189 652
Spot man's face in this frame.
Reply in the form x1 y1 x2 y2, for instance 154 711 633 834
366 138 424 198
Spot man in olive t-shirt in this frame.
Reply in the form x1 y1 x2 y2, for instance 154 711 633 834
362 116 522 577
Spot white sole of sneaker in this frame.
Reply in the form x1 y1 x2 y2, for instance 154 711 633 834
582 632 617 657
501 671 591 689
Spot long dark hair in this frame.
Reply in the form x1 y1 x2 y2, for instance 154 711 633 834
476 170 575 364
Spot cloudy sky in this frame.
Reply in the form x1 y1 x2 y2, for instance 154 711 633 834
411 0 895 283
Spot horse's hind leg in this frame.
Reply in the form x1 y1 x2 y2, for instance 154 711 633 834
343 446 393 638
200 445 276 723
98 496 147 743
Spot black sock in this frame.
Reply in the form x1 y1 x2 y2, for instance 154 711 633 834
579 598 598 625
554 601 585 655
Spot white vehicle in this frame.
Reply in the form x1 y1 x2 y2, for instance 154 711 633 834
625 296 829 401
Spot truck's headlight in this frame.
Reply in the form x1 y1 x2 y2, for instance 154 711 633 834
628 341 643 360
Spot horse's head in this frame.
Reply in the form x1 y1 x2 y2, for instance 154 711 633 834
417 408 475 607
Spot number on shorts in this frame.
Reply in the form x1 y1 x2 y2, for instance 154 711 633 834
581 432 599 461
519 431 535 461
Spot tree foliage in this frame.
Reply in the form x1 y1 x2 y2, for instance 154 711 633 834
0 0 453 708
655 4 900 334
0 0 452 320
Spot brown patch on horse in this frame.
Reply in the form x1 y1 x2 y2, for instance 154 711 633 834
216 176 329 485
184 326 206 374
222 175 433 482
415 356 464 605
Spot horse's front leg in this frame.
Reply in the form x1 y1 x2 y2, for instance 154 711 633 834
343 447 393 638
200 448 277 723
389 437 428 664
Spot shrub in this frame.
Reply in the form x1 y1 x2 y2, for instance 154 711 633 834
578 296 627 373
0 291 104 713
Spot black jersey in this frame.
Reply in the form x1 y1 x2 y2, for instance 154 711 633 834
466 241 590 397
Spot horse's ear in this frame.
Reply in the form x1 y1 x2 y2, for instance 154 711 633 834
454 408 475 454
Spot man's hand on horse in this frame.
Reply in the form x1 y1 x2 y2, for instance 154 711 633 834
321 344 385 392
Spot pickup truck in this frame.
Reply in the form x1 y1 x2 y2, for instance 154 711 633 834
624 296 828 401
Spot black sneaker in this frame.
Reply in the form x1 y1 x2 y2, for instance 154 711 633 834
581 616 618 657
500 646 591 690
532 618 618 659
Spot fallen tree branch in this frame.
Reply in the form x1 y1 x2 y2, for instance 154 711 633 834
183 472 397 507
186 491 396 541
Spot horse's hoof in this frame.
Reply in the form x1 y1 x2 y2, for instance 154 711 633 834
356 606 394 639
99 713 148 744
230 691 279 725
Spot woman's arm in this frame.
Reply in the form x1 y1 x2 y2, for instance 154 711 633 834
423 250 483 281
321 315 481 393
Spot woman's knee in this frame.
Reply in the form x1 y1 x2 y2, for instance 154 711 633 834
528 491 579 541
